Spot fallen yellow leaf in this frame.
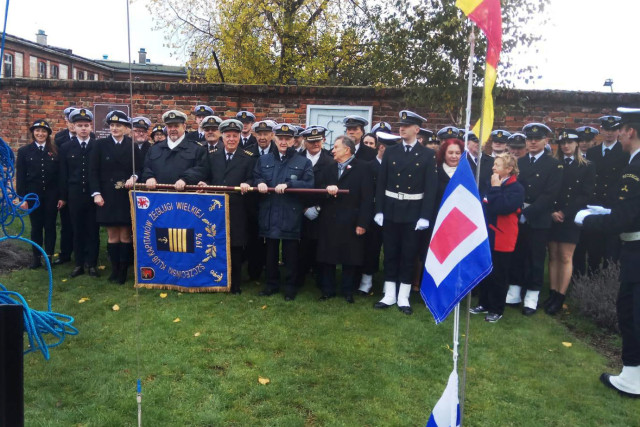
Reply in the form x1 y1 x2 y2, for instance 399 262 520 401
112 304 120 311
261 305 267 310
62 279 68 282
97 265 106 270
160 293 168 299
173 318 181 323
258 377 270 385
562 304 568 309
78 297 90 303
194 332 201 337
562 342 572 348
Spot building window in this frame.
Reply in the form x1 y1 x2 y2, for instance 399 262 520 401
38 61 47 79
51 64 59 79
88 73 95 81
3 53 13 78
77 70 85 80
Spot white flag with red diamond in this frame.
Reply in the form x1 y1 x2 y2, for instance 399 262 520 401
420 155 492 323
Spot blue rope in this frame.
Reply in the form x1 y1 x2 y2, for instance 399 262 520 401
0 136 78 360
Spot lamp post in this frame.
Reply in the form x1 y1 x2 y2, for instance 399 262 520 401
603 79 614 93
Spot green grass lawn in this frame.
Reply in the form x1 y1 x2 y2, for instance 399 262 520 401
0 254 635 427
1 216 637 426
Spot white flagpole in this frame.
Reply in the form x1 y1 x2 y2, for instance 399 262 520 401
451 304 460 425
459 26 476 426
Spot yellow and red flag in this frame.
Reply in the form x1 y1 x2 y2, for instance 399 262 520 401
456 0 502 144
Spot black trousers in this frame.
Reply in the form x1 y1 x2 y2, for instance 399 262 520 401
28 192 58 257
584 230 621 274
58 204 74 260
320 264 357 297
573 230 588 276
362 223 383 275
511 224 548 292
618 280 640 366
382 221 421 284
265 238 298 297
479 251 512 315
230 246 244 293
246 234 266 280
68 194 99 267
297 237 320 288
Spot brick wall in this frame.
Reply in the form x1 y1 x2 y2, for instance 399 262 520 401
2 78 640 149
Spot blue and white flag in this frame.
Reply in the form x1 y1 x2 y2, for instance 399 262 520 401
421 155 492 323
426 370 460 427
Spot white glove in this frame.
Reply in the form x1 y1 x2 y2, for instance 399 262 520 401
519 214 526 224
586 205 611 215
415 218 430 230
304 206 320 221
374 213 384 227
574 209 592 226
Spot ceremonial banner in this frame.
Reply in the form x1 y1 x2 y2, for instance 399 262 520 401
130 191 231 292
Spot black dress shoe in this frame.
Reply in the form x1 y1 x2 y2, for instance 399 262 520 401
258 289 278 296
356 290 370 296
374 301 393 309
600 373 640 398
53 258 69 266
398 305 413 315
231 289 242 295
345 295 355 304
70 266 85 278
319 294 334 301
522 307 537 316
29 258 42 269
88 266 99 277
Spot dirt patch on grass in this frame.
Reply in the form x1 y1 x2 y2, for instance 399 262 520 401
557 310 621 368
0 239 31 275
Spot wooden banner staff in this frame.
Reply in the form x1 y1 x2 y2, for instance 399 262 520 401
119 182 349 195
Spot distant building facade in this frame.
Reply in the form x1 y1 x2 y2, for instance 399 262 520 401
1 31 186 82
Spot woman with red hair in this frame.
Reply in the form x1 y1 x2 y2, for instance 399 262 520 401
435 138 466 207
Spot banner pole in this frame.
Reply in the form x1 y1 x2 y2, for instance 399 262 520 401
458 27 477 426
451 303 460 426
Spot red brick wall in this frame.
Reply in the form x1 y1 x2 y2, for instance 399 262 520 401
2 78 640 149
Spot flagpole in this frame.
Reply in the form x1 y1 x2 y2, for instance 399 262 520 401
451 304 460 426
458 26 477 426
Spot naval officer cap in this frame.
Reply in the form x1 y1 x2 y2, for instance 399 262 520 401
132 117 152 130
464 130 479 143
556 128 580 143
371 122 391 134
599 115 622 130
105 110 131 127
219 119 243 133
507 133 526 148
426 132 440 145
201 115 223 129
399 110 427 127
376 131 401 146
30 119 52 135
576 126 599 141
418 128 434 140
253 120 278 132
236 111 256 123
150 124 166 136
343 115 369 128
69 108 94 123
163 110 188 125
63 106 77 119
491 129 511 143
522 122 552 139
294 125 306 136
300 126 327 141
437 126 460 140
617 107 640 125
193 105 214 117
273 123 296 137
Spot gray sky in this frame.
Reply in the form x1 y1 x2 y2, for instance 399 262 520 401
2 0 638 93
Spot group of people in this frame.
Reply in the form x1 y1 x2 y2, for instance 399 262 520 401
15 103 640 397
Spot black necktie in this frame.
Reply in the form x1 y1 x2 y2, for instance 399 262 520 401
260 149 265 156
39 146 44 152
565 157 572 166
280 155 285 162
405 145 410 153
530 156 535 165
226 153 232 164
81 142 87 150
604 149 610 157
243 138 248 147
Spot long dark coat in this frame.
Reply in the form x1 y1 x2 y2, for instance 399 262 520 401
89 136 142 225
140 138 207 184
316 158 374 266
586 141 630 207
182 148 257 246
299 150 336 240
517 153 563 229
